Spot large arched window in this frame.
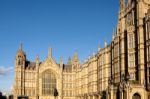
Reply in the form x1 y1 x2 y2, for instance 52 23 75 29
42 70 56 96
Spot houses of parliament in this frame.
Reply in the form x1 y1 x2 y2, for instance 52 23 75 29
13 0 150 99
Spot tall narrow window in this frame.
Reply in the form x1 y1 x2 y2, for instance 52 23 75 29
128 34 134 48
129 54 135 67
148 67 150 83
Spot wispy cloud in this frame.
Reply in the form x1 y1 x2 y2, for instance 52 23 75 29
0 66 13 76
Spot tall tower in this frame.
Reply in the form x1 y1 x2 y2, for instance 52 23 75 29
72 51 80 71
14 44 26 96
15 44 26 67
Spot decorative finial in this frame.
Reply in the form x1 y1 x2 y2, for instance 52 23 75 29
67 56 72 65
19 42 23 50
74 50 79 60
112 32 115 40
59 57 63 65
116 27 118 36
36 55 39 61
48 47 52 57
88 55 91 60
98 43 101 51
112 28 115 40
92 51 95 57
36 55 40 65
104 39 107 47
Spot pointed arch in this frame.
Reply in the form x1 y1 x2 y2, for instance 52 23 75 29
132 93 141 99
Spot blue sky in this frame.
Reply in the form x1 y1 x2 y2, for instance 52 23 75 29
0 0 119 91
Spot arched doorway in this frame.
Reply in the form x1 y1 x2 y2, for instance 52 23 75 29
132 93 141 99
101 91 106 99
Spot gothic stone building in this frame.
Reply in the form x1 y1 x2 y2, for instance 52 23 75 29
13 0 150 99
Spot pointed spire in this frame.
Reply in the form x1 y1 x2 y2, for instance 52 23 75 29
112 28 115 40
115 27 118 36
67 56 72 65
104 39 107 47
98 44 101 51
17 42 25 55
36 55 39 62
20 43 23 50
36 55 40 66
18 42 23 51
48 47 52 58
88 55 91 60
73 51 79 61
92 51 95 57
59 57 63 65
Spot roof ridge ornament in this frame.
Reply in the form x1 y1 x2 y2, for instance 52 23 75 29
19 42 23 51
59 57 63 66
48 47 52 58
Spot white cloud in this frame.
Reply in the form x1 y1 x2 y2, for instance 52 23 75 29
0 66 13 76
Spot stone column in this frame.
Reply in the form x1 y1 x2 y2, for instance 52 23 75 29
121 91 123 99
110 86 114 99
99 95 101 99
88 96 90 99
126 87 130 99
92 95 95 99
81 96 83 99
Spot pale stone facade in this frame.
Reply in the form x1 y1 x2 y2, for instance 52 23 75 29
13 0 150 99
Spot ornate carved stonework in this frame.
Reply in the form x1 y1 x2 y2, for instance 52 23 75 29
13 0 150 99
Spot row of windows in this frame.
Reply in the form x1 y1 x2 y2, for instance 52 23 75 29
63 90 74 97
129 54 135 67
145 20 150 83
63 75 74 81
25 82 36 87
128 34 135 48
16 72 36 80
63 83 75 88
25 89 35 96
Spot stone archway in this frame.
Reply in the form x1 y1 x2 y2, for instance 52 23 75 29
132 93 141 99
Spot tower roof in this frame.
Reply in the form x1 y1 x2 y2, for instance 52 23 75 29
16 43 26 57
67 56 72 65
73 51 79 61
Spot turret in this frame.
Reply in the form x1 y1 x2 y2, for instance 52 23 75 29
67 56 72 65
98 43 101 52
48 47 52 58
59 57 63 67
72 51 80 70
15 43 26 67
36 55 40 67
112 32 115 40
104 39 108 47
